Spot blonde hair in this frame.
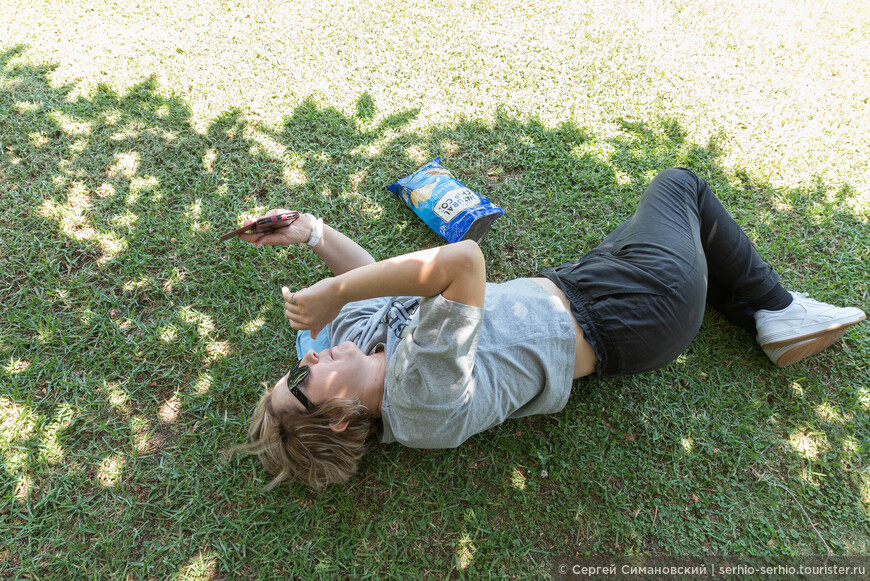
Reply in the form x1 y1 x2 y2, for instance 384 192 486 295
232 387 377 491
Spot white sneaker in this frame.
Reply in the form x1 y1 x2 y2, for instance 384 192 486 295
755 291 865 349
762 329 846 367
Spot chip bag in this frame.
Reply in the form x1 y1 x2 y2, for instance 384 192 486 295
387 158 504 243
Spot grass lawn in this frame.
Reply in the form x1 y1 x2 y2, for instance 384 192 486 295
1 0 869 578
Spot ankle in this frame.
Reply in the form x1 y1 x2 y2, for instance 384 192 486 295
752 285 793 313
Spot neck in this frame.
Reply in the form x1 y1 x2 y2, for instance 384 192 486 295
359 350 386 418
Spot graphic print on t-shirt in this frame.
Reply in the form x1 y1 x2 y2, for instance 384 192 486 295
383 298 420 340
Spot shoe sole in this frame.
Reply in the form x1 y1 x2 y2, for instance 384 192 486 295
765 329 846 367
761 313 865 348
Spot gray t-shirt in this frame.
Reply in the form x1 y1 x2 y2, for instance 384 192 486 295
325 278 576 448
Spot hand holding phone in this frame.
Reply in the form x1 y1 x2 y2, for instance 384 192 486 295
220 211 300 242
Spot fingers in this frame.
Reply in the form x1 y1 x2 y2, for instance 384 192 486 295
239 228 290 248
282 287 307 330
251 231 288 249
237 209 295 248
238 228 278 247
282 286 297 320
239 230 290 248
281 277 341 338
237 232 265 246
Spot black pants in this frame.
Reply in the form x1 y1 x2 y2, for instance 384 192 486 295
538 168 781 377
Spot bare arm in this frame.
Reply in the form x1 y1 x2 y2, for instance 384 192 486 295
283 240 486 338
308 223 375 275
238 211 375 275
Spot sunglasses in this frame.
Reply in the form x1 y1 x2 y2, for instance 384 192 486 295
286 362 316 412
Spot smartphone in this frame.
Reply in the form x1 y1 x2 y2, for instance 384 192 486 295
219 211 300 242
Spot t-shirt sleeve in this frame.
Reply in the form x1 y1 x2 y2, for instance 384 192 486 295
387 294 484 408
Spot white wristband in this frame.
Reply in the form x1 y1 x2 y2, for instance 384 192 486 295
303 214 323 248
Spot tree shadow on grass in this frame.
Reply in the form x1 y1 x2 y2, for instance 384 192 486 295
1 45 868 576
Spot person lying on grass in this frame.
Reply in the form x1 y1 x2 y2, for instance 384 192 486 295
232 168 866 491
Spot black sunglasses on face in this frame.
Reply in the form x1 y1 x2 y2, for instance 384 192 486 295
286 362 316 412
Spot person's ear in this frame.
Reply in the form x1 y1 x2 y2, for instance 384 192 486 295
329 420 349 433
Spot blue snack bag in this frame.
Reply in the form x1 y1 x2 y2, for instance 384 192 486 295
387 158 504 243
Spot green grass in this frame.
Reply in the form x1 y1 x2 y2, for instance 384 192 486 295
1 0 869 578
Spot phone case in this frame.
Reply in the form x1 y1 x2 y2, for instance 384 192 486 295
219 212 299 241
